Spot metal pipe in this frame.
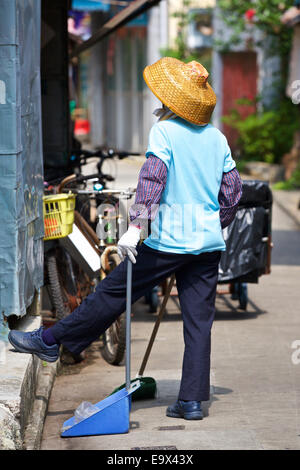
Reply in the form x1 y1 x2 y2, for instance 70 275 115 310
126 259 133 390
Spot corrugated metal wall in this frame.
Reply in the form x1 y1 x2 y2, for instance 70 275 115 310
0 0 44 319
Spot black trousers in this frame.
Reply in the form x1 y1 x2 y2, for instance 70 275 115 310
51 243 221 401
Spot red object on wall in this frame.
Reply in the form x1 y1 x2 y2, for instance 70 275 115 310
222 51 258 150
74 118 90 136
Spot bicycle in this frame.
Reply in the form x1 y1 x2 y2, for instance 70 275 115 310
44 148 136 365
69 147 160 314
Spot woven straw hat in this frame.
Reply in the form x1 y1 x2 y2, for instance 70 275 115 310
143 57 217 125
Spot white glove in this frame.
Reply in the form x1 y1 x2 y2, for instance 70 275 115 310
117 225 141 264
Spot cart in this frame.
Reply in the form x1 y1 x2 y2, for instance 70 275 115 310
217 179 273 310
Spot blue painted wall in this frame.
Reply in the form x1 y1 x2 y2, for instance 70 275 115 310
0 0 44 320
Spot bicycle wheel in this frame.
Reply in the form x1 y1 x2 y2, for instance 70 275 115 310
47 246 94 363
46 252 71 321
100 253 126 365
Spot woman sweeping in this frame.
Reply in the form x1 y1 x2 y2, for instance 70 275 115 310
9 57 242 421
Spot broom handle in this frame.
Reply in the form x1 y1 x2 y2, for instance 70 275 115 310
138 274 176 377
126 259 133 390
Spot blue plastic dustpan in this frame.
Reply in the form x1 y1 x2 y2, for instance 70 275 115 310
61 260 137 438
61 381 140 437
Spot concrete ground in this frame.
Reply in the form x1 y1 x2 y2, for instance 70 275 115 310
39 159 300 450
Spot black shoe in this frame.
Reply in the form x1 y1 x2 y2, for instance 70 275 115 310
166 400 203 420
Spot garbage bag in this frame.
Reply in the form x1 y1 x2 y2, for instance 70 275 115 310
238 179 272 208
74 401 99 424
218 180 272 283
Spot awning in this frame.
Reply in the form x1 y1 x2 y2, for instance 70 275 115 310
70 0 161 57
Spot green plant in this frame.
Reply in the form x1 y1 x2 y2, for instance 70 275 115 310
289 164 300 188
273 163 300 189
272 180 294 189
222 99 300 164
235 160 247 174
217 1 294 107
217 0 294 54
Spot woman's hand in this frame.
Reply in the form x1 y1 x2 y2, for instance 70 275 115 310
117 225 141 264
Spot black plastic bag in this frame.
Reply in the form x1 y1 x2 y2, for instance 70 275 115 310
218 180 272 283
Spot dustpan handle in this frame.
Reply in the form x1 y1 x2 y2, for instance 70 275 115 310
126 259 133 391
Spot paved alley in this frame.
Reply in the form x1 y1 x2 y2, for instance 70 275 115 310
40 159 300 450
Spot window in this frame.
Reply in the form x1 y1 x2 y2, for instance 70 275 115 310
187 8 213 50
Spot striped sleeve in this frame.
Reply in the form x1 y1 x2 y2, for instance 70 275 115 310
129 155 168 230
219 168 243 228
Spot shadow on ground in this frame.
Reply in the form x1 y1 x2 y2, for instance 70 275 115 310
132 293 267 324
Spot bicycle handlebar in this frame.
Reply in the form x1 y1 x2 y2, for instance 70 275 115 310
57 172 110 193
47 170 115 191
47 148 141 191
70 172 106 184
70 148 141 163
62 188 136 197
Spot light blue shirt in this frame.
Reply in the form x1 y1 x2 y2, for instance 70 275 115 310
144 118 236 254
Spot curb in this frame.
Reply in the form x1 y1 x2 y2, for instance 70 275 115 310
24 358 60 450
0 315 41 450
0 404 23 450
272 191 300 229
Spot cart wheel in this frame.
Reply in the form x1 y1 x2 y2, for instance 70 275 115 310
238 283 248 310
145 287 159 313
